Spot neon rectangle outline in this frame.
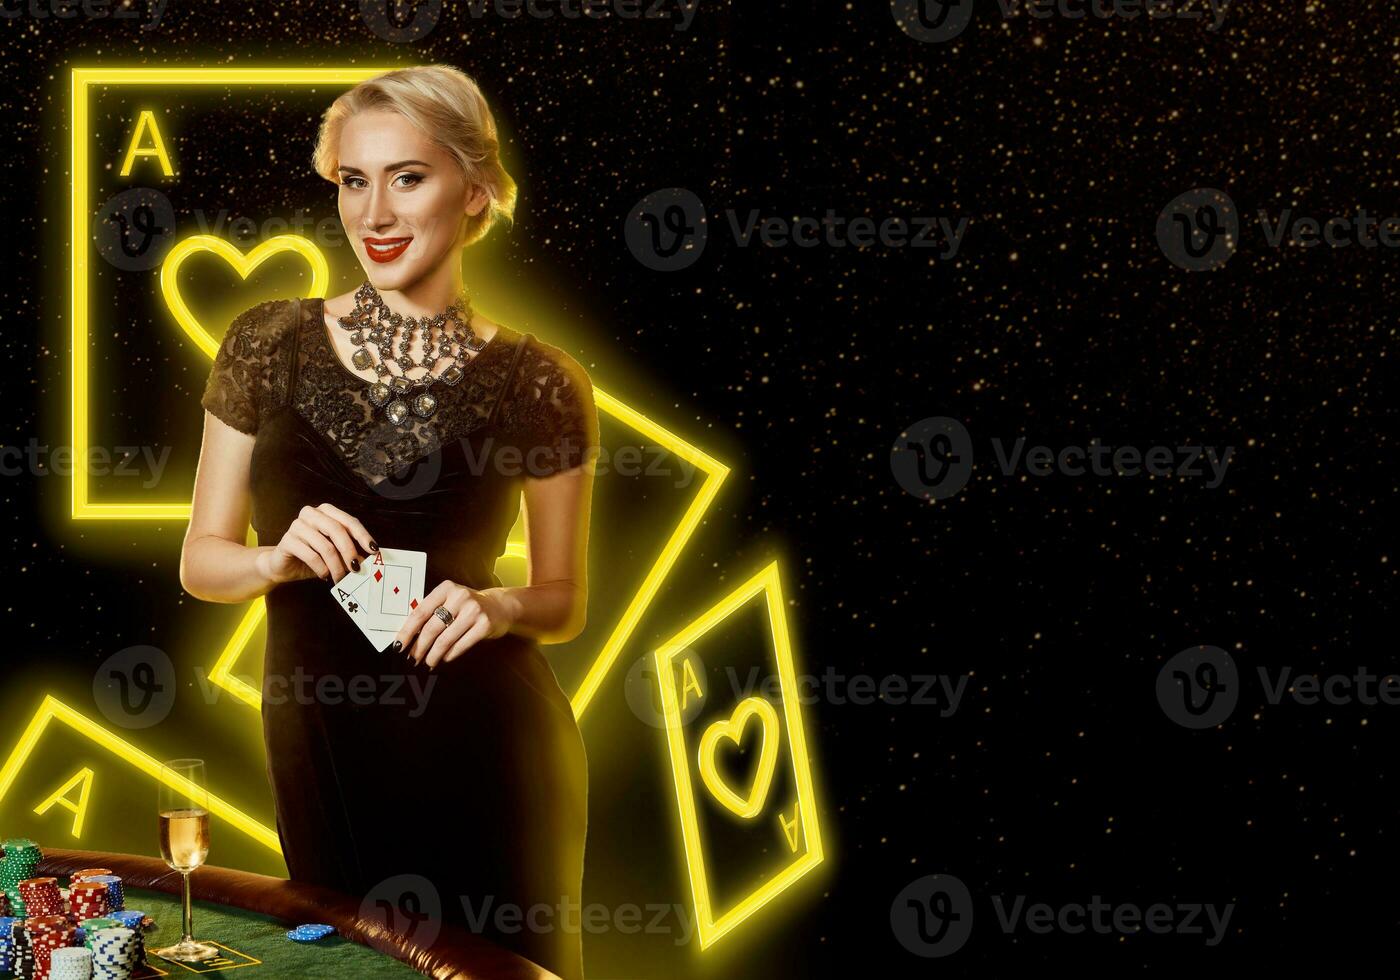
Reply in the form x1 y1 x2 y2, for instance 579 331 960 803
71 67 732 724
654 561 824 948
0 694 281 852
71 67 398 521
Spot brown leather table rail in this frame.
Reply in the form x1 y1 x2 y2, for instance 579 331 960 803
36 848 560 980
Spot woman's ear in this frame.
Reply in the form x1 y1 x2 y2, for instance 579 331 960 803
465 184 490 218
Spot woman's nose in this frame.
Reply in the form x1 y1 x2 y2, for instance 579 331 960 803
361 183 397 231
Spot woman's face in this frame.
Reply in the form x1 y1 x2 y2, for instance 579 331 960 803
335 109 487 294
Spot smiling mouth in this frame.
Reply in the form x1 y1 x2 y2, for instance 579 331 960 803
363 236 413 263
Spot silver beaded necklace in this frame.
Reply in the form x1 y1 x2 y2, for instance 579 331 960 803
334 281 486 426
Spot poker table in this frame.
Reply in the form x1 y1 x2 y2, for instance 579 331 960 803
33 849 559 980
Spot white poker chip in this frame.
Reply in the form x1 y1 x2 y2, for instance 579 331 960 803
51 946 94 980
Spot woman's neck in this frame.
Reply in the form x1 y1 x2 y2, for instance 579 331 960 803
374 263 465 317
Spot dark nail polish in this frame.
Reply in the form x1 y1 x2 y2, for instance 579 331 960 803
351 558 360 572
369 540 379 552
390 640 402 653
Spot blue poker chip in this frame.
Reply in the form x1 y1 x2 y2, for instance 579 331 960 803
287 923 335 943
110 910 146 931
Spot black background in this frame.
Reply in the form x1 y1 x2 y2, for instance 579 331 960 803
3 0 1397 975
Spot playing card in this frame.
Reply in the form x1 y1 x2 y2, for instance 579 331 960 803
330 548 429 649
329 571 399 653
339 607 400 653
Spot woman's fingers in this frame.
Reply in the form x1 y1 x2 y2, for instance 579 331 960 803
392 582 494 667
422 604 474 670
300 506 360 580
397 579 457 660
287 523 342 581
281 533 330 580
316 502 377 555
440 615 493 666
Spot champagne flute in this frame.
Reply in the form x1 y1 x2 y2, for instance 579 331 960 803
152 759 219 963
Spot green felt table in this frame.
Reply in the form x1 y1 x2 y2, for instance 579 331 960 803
24 850 557 979
0 885 414 980
128 886 422 978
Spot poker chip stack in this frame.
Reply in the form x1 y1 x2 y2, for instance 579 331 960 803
67 871 111 888
107 911 147 934
1 840 44 917
26 913 77 979
49 947 93 980
81 878 124 914
18 879 65 918
0 914 18 972
77 918 119 962
107 911 149 964
66 883 109 924
11 920 36 979
84 926 138 980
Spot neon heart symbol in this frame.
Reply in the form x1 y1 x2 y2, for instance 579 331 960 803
159 234 331 359
697 696 780 819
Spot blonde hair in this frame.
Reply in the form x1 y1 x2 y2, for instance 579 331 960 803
313 65 517 247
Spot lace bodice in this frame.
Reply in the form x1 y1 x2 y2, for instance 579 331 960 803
200 297 596 488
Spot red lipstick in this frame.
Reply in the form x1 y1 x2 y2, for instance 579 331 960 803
363 236 413 263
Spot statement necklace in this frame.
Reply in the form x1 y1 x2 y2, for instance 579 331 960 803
335 281 486 426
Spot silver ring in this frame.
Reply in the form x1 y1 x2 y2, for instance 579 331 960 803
434 605 454 626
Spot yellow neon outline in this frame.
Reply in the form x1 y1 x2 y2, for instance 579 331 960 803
155 940 262 973
0 696 281 853
572 389 728 717
118 108 175 177
33 766 95 838
71 69 729 720
71 67 400 522
654 562 824 949
201 395 727 720
160 234 332 360
696 697 780 819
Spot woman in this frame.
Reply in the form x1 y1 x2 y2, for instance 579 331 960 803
180 65 594 980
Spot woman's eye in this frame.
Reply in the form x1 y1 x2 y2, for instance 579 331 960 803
394 173 424 188
340 176 366 189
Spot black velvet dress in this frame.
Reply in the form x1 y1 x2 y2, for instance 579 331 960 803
200 296 593 980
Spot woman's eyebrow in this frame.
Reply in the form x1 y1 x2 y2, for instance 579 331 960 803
337 160 433 174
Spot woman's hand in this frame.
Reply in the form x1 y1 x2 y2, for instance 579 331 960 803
257 502 377 586
395 581 516 669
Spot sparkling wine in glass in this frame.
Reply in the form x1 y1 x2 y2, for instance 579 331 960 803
152 759 219 963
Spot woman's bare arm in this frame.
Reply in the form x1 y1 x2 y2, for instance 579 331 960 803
398 460 595 668
483 462 593 644
181 411 379 603
180 412 278 603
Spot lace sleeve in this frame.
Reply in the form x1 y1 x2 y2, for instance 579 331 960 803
499 339 599 478
199 300 293 436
